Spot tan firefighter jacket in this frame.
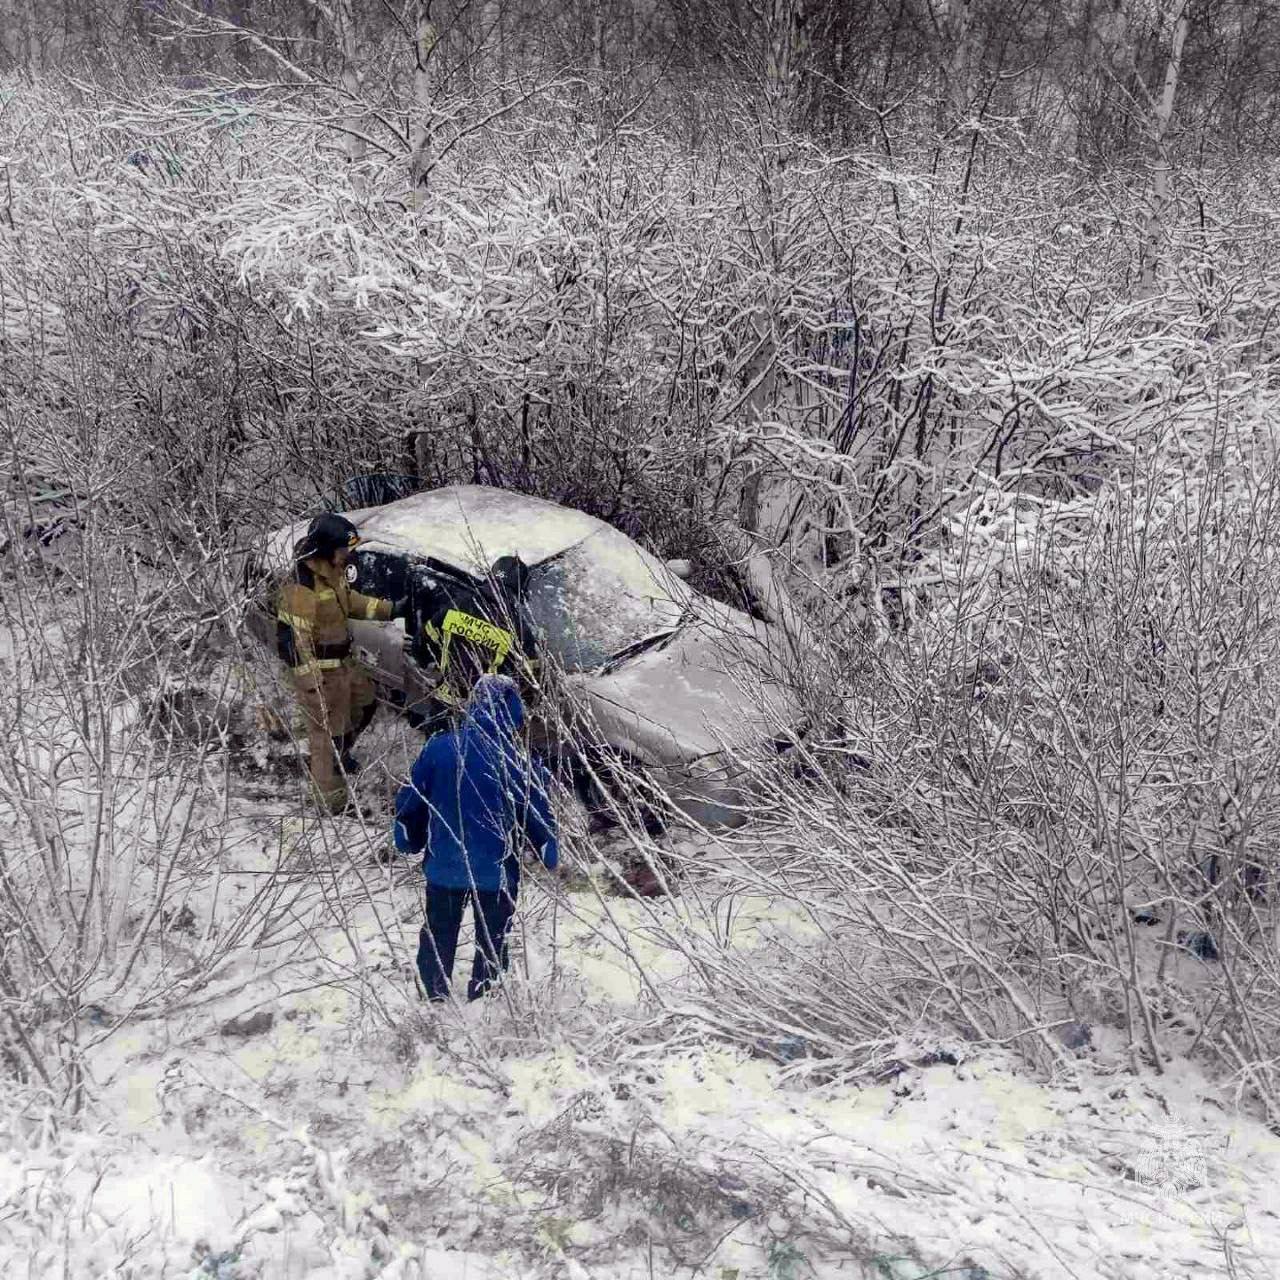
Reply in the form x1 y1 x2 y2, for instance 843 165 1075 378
276 557 392 684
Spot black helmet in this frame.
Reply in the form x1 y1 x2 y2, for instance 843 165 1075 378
490 555 530 597
295 513 360 563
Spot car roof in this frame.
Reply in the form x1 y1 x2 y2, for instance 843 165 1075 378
264 484 607 574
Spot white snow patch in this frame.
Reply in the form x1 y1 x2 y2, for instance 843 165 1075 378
260 484 605 574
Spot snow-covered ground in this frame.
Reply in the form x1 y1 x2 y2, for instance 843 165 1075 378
3 708 1279 1280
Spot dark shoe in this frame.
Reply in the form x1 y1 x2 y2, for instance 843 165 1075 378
334 797 375 821
331 737 362 774
641 809 666 838
413 971 449 1004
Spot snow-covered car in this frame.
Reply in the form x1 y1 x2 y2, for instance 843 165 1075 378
244 484 804 826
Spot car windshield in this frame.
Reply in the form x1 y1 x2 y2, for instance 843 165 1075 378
524 529 692 672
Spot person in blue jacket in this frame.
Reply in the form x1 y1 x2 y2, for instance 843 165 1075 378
394 673 559 1002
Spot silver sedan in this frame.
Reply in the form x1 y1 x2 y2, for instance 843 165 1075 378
248 485 805 827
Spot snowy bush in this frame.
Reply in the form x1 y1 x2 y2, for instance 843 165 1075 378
4 66 1280 1247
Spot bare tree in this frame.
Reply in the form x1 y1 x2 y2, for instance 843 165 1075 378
408 0 437 206
337 2 365 159
1139 0 1191 295
931 0 974 127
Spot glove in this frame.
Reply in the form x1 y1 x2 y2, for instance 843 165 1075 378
389 596 411 621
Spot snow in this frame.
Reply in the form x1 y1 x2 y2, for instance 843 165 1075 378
357 485 604 572
0 1141 250 1275
1 653 1278 1280
579 614 798 762
9 1037 1280 1278
88 1156 245 1246
262 485 606 575
12 868 1274 1280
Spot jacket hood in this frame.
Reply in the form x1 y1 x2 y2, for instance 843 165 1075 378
463 674 526 741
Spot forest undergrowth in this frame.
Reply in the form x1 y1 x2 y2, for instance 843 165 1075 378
2 69 1280 1277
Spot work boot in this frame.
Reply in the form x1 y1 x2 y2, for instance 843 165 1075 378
621 858 669 898
308 774 349 815
310 772 361 819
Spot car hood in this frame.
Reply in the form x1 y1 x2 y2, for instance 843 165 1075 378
260 485 602 574
573 605 802 764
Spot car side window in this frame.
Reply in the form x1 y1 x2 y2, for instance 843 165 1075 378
408 562 470 620
349 549 408 601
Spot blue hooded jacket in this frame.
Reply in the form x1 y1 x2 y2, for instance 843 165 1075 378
394 675 559 891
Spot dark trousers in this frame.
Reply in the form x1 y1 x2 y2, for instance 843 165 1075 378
417 871 520 1002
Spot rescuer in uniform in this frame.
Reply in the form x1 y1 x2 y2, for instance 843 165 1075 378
410 555 540 718
276 513 408 813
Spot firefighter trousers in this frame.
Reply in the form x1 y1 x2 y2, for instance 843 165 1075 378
290 662 377 812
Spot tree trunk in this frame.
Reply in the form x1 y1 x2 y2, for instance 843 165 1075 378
408 0 436 208
334 0 367 192
715 520 830 685
481 0 503 82
1139 3 1190 296
1076 0 1099 159
935 0 973 128
739 0 801 534
591 0 605 74
229 0 253 70
764 0 796 122
1 0 14 68
739 320 777 535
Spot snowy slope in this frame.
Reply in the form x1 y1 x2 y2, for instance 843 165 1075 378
2 703 1277 1280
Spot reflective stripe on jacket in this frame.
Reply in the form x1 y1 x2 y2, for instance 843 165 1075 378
277 557 392 678
415 574 537 688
